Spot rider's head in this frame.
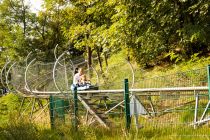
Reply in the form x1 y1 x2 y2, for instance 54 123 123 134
78 68 84 75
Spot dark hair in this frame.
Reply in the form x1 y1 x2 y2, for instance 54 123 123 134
74 67 78 75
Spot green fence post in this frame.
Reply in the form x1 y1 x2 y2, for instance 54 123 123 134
124 79 131 130
49 95 55 128
208 65 210 99
73 86 78 130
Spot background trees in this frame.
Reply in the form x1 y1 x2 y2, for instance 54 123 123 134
0 0 209 68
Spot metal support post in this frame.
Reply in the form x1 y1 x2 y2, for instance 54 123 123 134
208 65 210 99
30 98 36 120
194 93 199 128
49 95 55 128
19 97 25 115
73 86 78 130
124 79 131 130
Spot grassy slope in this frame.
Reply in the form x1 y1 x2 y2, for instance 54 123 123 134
98 50 210 89
138 55 210 78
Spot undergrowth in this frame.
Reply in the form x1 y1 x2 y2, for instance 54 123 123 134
0 94 20 125
0 116 210 140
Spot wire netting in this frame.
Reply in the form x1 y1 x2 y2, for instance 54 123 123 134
134 67 207 88
26 61 56 91
91 55 134 90
53 58 74 91
10 64 26 93
128 90 210 137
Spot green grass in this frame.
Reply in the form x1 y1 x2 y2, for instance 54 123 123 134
0 117 210 140
137 55 210 79
0 93 48 126
0 93 20 125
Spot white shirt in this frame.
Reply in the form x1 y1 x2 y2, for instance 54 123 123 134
73 73 81 85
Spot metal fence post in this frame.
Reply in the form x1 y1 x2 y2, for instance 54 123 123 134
207 65 210 99
73 86 78 130
49 95 54 128
124 79 131 130
194 93 199 129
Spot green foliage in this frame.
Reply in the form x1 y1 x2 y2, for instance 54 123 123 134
165 51 182 63
0 0 209 68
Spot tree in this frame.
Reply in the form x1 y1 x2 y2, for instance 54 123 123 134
62 0 116 70
0 0 33 61
0 0 209 69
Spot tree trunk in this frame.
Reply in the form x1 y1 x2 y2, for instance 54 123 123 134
96 47 103 72
104 52 108 69
21 0 26 36
87 46 92 69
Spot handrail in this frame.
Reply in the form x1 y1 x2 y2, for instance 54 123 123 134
24 86 208 95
